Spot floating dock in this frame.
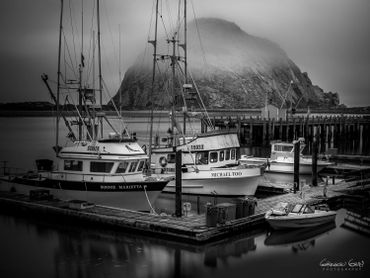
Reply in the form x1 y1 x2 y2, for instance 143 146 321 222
0 178 369 243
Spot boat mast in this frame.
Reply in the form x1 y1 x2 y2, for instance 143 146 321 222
169 35 178 147
56 0 64 154
183 0 187 135
78 0 84 141
148 0 159 173
97 0 103 139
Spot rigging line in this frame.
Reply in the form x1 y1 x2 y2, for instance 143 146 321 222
101 78 131 137
188 70 214 130
190 0 207 67
62 31 78 79
66 94 93 141
68 0 79 72
165 0 176 37
101 0 120 81
85 1 96 85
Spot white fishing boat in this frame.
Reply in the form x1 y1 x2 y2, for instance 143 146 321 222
146 0 263 197
240 138 332 174
265 202 337 229
0 0 168 212
151 131 263 196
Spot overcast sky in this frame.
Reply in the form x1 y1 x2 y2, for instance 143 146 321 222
0 0 369 106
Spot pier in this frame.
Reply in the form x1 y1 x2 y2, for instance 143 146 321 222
203 115 370 156
1 178 369 243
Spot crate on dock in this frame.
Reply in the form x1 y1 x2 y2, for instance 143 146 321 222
234 197 257 218
29 189 52 200
205 203 218 227
216 203 236 224
68 200 95 210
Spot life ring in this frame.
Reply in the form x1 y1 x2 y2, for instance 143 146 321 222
159 156 167 167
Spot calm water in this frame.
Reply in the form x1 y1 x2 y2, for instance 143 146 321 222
0 117 369 278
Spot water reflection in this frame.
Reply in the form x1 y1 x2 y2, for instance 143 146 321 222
264 222 336 253
0 212 263 278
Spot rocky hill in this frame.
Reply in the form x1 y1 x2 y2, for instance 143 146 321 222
113 18 339 110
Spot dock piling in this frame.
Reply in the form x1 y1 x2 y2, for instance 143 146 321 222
175 149 182 217
293 140 300 193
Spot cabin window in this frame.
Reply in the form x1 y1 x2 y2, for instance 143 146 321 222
64 160 82 171
219 150 224 161
225 149 230 160
231 149 236 160
274 145 293 152
210 152 218 163
116 162 129 173
128 161 138 172
90 162 114 173
137 160 145 172
167 153 176 164
195 151 209 165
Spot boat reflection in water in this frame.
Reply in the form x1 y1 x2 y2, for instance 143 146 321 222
0 212 262 278
264 222 336 252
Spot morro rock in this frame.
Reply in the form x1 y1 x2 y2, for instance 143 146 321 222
113 18 339 109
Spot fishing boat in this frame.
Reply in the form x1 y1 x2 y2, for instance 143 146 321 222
146 0 263 197
240 138 332 174
0 0 168 212
265 202 337 229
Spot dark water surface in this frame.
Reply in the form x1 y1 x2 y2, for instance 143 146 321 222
0 208 368 278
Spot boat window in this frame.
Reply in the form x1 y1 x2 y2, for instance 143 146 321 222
195 151 209 165
129 161 138 172
274 145 293 152
90 162 114 173
231 149 236 160
225 149 230 160
303 205 315 214
64 160 82 171
137 160 145 172
219 150 224 161
116 161 129 173
210 152 218 163
167 153 176 163
291 204 303 213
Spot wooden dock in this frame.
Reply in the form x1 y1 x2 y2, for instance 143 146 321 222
203 115 370 156
1 178 368 243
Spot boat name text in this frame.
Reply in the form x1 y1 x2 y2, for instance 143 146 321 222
211 171 243 177
100 185 143 190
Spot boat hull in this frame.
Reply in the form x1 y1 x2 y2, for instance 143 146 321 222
0 176 167 212
265 210 337 230
160 167 262 196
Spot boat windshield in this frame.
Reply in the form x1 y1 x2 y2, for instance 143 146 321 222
274 144 293 152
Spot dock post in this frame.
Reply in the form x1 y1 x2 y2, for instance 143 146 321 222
312 139 318 186
293 140 300 193
175 149 182 217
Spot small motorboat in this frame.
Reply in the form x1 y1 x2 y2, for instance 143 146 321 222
265 202 337 230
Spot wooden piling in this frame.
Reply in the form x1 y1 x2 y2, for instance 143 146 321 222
175 149 182 217
312 139 318 187
293 140 300 193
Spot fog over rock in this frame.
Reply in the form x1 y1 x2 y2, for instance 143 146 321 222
113 18 339 109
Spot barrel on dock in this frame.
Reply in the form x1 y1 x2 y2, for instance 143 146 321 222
205 203 218 227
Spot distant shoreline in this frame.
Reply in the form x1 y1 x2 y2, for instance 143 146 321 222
0 108 369 118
